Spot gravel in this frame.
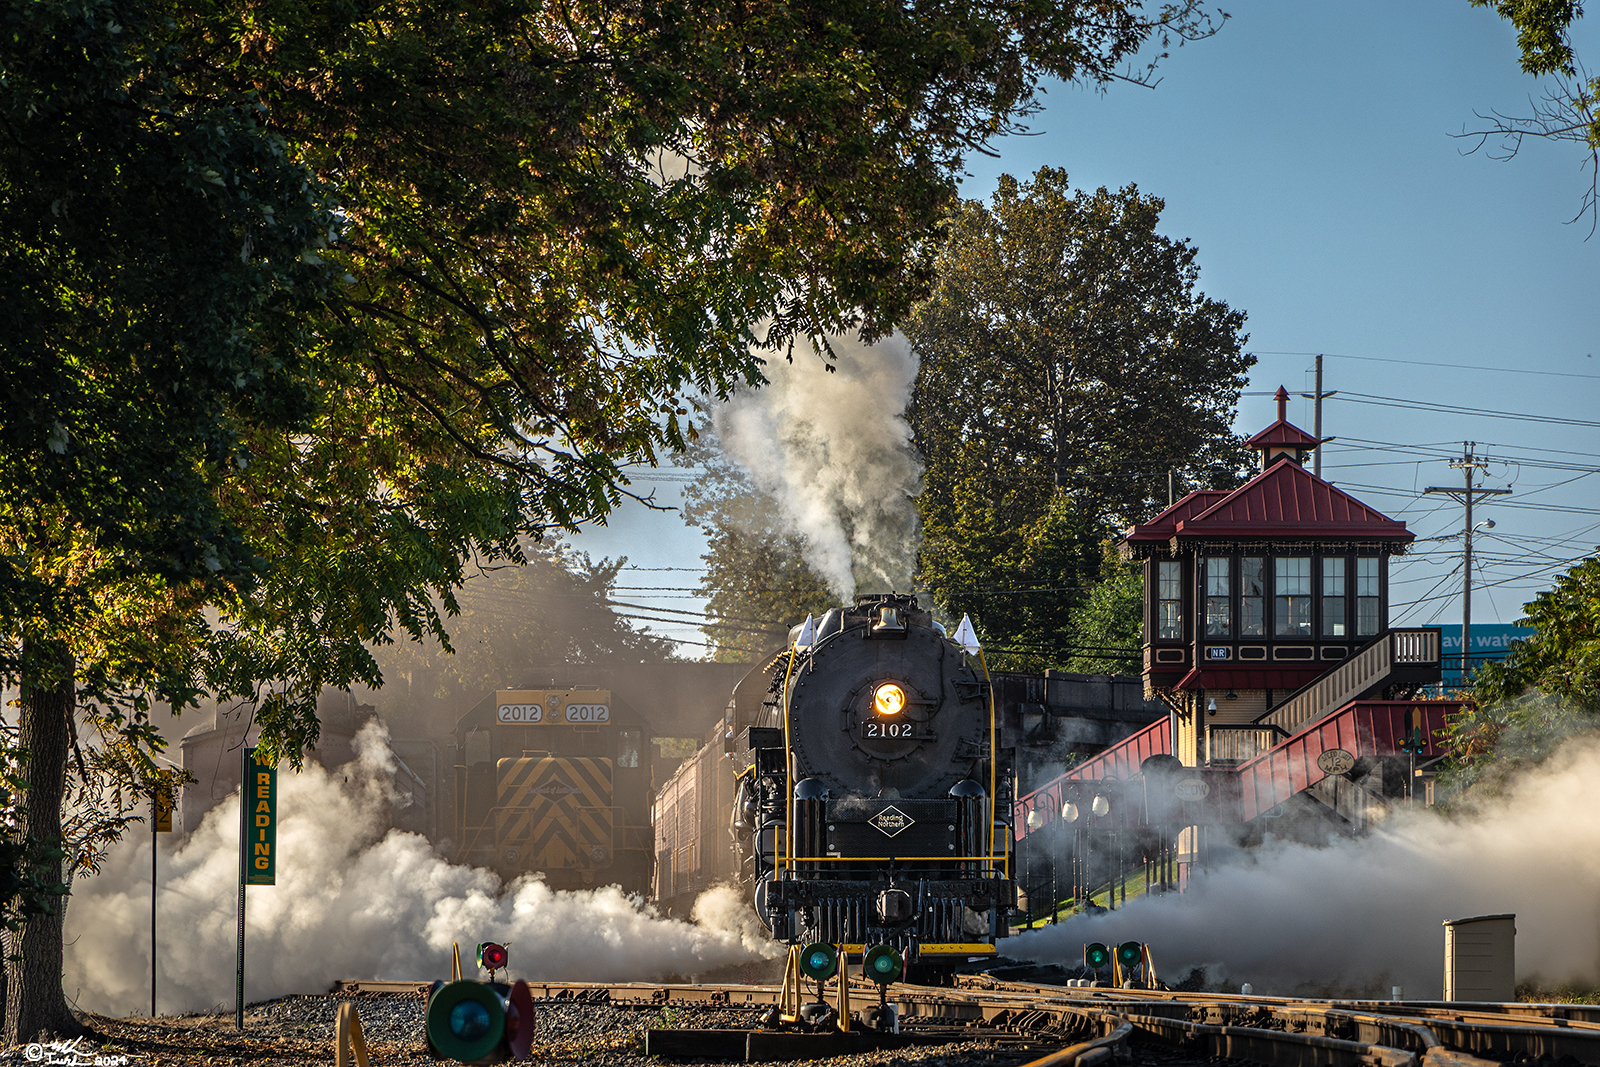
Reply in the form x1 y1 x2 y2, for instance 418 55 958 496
12 996 1052 1067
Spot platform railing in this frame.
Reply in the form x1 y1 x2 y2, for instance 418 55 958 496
1205 724 1288 764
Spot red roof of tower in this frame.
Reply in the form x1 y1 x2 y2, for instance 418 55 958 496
1125 490 1231 543
1174 458 1412 541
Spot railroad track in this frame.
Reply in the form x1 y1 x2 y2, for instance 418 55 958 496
332 976 1600 1067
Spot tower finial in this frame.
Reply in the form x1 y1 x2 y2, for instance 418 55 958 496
1275 385 1289 423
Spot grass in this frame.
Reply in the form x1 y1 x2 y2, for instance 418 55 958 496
1016 865 1170 929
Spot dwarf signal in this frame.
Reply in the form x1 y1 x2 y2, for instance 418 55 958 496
425 979 536 1065
478 942 509 978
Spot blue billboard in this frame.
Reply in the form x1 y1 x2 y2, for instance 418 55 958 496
1437 623 1535 688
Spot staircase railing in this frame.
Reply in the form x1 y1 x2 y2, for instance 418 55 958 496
1259 628 1440 735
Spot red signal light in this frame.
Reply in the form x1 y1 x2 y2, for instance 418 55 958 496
478 942 508 973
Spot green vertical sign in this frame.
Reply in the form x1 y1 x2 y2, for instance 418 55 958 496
245 748 277 885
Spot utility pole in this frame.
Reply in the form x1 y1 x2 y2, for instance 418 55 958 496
1300 354 1337 479
1425 443 1510 680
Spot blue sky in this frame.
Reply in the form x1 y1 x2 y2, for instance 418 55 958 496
573 1 1600 651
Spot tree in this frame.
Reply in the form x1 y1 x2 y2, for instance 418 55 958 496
371 544 679 707
1060 545 1144 675
1 0 340 1036
1434 551 1600 801
905 168 1253 668
1465 0 1600 230
679 420 837 662
1473 550 1600 711
2 0 1227 1038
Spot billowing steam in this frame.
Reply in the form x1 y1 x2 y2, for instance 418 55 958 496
64 724 780 1016
715 334 922 599
1012 733 1600 999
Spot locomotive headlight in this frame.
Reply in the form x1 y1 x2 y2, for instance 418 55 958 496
873 682 906 716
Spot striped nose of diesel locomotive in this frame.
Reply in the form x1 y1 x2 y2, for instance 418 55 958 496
494 756 614 870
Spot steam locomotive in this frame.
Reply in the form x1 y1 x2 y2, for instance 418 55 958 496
656 593 1014 976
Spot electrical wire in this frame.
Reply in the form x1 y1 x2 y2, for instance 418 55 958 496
1252 349 1600 381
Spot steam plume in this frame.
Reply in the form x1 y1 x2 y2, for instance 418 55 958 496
714 334 921 599
64 724 780 1016
1012 733 1600 998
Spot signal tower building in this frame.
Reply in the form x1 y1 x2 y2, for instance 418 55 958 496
1010 390 1451 914
1122 387 1433 767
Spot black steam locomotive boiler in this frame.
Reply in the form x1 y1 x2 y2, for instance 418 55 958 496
731 593 1014 976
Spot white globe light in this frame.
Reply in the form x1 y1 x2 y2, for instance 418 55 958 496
1091 794 1110 817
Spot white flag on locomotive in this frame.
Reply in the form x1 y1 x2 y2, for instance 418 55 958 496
953 613 981 653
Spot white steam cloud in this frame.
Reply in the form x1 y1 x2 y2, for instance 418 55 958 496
65 724 780 1016
1011 734 1600 999
715 334 922 599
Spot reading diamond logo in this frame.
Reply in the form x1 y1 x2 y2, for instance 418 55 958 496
870 805 914 837
530 778 581 798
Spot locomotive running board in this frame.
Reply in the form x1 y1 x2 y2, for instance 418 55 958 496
833 943 998 956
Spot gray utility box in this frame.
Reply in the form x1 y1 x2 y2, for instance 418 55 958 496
1443 913 1516 1002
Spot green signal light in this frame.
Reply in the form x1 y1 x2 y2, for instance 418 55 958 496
425 980 506 1063
449 1000 490 1040
862 944 903 985
797 942 838 981
1117 941 1143 967
1084 942 1110 969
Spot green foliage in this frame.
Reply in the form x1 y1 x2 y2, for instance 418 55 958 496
372 544 678 704
1471 0 1585 77
916 491 1104 670
0 836 68 933
1433 552 1600 802
1473 551 1600 710
1435 692 1596 801
906 168 1253 667
680 420 837 662
1062 548 1144 675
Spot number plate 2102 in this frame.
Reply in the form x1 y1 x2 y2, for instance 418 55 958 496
863 721 916 739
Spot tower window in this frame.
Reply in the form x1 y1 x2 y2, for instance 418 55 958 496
1241 557 1265 637
1205 558 1232 636
1322 557 1347 637
1357 557 1381 636
1275 557 1312 637
1157 561 1183 640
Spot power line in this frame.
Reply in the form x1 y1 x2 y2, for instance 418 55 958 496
1334 392 1600 429
1252 349 1600 381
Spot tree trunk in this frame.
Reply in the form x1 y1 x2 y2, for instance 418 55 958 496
4 639 85 1043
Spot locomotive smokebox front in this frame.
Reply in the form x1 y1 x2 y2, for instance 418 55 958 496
786 597 989 803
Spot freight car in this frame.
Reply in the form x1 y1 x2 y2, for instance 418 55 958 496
453 688 652 892
653 594 1014 977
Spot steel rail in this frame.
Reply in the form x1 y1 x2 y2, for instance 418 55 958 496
331 976 1599 1067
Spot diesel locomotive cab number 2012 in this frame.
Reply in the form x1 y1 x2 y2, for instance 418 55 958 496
863 721 916 739
495 703 610 723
